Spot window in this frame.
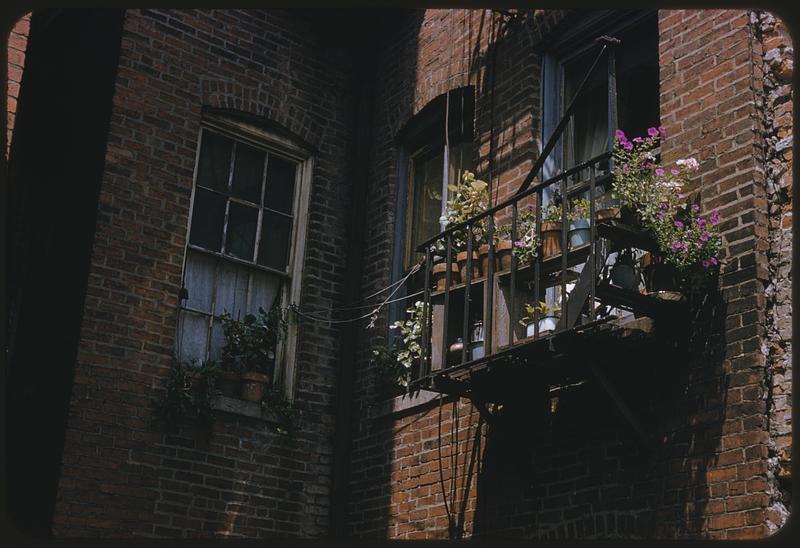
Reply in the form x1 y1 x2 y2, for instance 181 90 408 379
177 113 311 393
395 87 475 274
542 11 660 177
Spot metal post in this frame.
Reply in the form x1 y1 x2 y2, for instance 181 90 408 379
534 190 542 337
462 227 473 364
442 234 452 370
560 177 568 330
589 166 597 321
485 215 495 355
509 205 518 344
423 247 432 379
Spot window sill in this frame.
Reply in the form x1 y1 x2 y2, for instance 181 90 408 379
210 395 289 427
370 389 456 420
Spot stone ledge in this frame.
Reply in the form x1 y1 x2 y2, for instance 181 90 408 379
210 395 288 426
371 389 456 420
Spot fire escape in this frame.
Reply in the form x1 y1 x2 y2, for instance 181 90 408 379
409 37 687 442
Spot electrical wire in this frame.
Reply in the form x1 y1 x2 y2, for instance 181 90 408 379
290 260 423 325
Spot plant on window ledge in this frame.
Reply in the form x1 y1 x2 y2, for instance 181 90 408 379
219 302 289 402
153 358 221 435
496 204 540 268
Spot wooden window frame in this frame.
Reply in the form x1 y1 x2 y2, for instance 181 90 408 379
178 113 313 401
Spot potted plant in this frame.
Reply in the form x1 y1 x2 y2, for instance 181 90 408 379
447 171 489 281
567 196 591 248
612 127 722 293
220 302 288 403
519 300 560 338
384 300 424 390
493 205 540 271
432 260 460 291
609 248 640 290
541 199 563 259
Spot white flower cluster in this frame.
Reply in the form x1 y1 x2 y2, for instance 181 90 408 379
676 157 700 171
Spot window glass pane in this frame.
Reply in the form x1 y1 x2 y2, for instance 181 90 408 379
410 149 446 255
257 211 292 270
616 22 660 138
264 155 296 215
183 250 216 313
208 319 226 362
213 260 249 319
231 143 265 203
189 188 227 251
564 51 608 167
196 131 232 193
248 270 281 316
225 203 259 261
178 310 209 364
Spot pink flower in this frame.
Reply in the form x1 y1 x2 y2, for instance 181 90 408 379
659 202 669 210
623 141 633 151
672 241 682 251
633 137 644 144
615 129 626 140
658 126 667 138
702 259 711 268
674 220 684 228
710 257 718 266
691 204 700 212
647 127 659 137
671 169 679 175
655 168 665 176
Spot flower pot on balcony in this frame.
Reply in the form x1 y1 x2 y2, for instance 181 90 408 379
610 251 639 291
432 262 460 291
495 240 514 271
456 250 480 281
540 221 562 259
478 244 497 276
218 370 241 398
595 207 621 221
641 253 681 293
240 371 270 402
525 315 558 338
568 218 591 248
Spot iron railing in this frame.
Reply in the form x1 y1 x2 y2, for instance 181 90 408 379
410 35 624 386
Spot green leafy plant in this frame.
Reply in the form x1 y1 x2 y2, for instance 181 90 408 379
445 170 490 249
382 300 425 388
497 205 540 265
519 301 561 327
542 199 563 224
154 359 221 433
260 386 293 425
568 197 591 222
220 302 288 374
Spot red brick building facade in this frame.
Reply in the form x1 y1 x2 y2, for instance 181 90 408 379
5 8 793 540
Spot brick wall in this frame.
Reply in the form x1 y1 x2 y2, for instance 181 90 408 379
50 9 356 537
5 12 30 157
346 8 789 540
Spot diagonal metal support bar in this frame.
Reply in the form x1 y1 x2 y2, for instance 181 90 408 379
556 237 610 331
515 35 619 196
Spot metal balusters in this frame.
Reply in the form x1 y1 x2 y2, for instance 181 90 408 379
462 227 473 364
560 177 568 329
534 190 542 337
422 246 432 379
509 204 518 344
485 214 495 355
589 166 597 321
442 234 453 370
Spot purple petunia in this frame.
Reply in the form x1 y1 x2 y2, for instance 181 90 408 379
700 232 709 241
659 202 669 210
658 126 667 138
674 220 684 228
692 204 700 212
672 241 682 251
710 257 718 266
655 168 665 176
514 241 526 248
671 168 680 175
615 129 626 139
656 212 664 220
633 137 644 144
702 259 711 268
623 141 633 151
697 217 707 226
648 127 659 137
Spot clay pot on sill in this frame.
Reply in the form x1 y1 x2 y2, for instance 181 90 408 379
478 241 512 275
218 370 242 398
540 221 563 259
240 371 271 402
432 261 460 291
456 250 481 282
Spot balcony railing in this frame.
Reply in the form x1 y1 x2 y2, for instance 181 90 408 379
407 35 683 391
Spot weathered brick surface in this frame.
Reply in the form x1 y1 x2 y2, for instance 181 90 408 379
10 7 789 540
346 8 789 541
5 12 30 157
50 9 356 538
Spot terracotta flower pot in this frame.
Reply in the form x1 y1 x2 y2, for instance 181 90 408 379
540 221 562 259
432 262 460 291
218 371 241 398
477 242 509 275
240 371 270 402
495 240 514 271
595 207 621 221
456 250 480 282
